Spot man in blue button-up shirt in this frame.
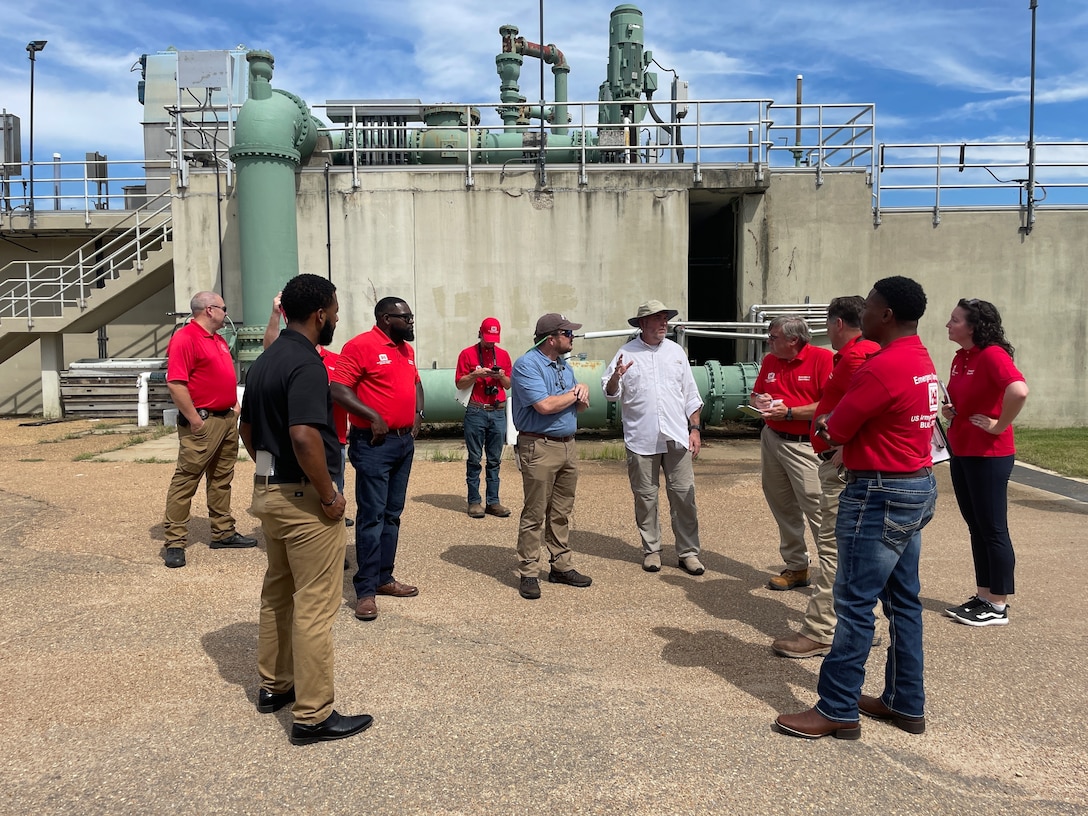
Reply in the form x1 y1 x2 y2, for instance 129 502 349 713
510 313 593 600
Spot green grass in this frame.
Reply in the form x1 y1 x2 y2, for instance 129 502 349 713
578 443 627 461
1014 427 1088 479
427 449 465 462
73 452 97 461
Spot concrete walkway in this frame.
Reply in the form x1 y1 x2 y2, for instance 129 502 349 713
2 432 1085 815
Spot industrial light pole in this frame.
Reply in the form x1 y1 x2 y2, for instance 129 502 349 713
26 39 47 228
1024 1 1038 234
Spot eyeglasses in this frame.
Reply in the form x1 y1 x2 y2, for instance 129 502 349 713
552 329 574 338
383 313 415 322
206 304 227 314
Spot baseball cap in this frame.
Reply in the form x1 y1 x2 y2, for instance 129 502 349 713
480 317 501 342
534 313 583 336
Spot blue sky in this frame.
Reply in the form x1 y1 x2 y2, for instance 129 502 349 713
1 0 1084 167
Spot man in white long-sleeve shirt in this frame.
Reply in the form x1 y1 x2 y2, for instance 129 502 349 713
603 300 706 576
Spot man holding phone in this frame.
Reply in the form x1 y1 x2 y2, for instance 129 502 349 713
455 318 513 519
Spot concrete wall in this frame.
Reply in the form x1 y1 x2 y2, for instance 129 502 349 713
739 171 1085 427
5 164 1083 425
175 166 697 368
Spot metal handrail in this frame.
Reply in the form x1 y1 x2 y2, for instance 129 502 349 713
0 190 173 328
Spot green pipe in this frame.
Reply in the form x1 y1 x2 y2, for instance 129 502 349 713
417 360 760 427
228 50 319 365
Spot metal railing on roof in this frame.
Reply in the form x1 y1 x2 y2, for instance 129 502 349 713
875 141 1088 225
0 190 173 328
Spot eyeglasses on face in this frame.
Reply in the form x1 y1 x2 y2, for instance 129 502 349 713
383 313 415 322
552 329 574 338
206 304 227 314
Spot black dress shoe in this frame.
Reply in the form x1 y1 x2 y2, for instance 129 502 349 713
210 532 258 549
290 710 373 745
257 687 295 714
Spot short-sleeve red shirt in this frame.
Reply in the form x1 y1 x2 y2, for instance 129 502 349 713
455 343 513 405
330 326 420 430
318 347 349 444
826 335 939 472
753 343 834 436
166 320 237 411
811 334 880 453
946 345 1025 457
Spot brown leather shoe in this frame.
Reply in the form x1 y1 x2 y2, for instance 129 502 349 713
859 694 926 734
485 503 511 517
774 708 860 740
354 597 377 621
772 633 831 659
376 579 419 597
768 568 810 591
467 503 485 518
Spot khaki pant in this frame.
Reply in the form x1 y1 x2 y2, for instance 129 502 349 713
800 459 846 644
163 413 239 546
626 441 700 558
252 480 344 725
515 437 578 578
759 425 823 571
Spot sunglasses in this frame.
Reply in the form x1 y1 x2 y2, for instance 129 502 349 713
383 313 415 322
552 329 574 338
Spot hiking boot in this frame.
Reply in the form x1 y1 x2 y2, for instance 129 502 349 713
519 577 541 600
768 568 810 591
547 568 592 588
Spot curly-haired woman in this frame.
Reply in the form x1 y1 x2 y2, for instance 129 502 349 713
941 298 1029 627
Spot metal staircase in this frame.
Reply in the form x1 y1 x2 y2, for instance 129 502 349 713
0 192 174 366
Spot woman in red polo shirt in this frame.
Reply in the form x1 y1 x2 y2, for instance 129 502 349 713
941 298 1029 627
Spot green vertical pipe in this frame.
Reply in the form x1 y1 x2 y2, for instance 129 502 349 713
228 50 317 365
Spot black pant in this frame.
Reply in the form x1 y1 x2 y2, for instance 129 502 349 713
949 454 1016 595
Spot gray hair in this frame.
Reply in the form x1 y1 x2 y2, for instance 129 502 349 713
189 291 219 314
769 314 810 345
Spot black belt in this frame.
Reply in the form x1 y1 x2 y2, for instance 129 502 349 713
350 426 413 437
254 474 308 486
469 401 504 411
847 468 932 483
519 431 575 443
772 428 810 443
178 407 233 426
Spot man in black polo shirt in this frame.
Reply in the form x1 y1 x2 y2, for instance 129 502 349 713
240 274 372 746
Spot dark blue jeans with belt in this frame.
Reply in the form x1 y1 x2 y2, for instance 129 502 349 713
348 429 414 599
816 472 937 722
464 403 506 506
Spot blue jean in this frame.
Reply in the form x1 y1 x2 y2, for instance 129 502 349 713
816 472 936 722
348 430 414 599
949 455 1016 595
464 404 506 506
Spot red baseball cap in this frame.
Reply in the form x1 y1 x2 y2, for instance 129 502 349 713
480 317 501 342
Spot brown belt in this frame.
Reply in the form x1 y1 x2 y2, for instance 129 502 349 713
469 401 504 411
519 431 574 443
847 468 932 483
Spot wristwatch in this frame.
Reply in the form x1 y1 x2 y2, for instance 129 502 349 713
785 407 793 421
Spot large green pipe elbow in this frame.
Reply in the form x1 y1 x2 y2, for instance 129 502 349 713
228 50 317 364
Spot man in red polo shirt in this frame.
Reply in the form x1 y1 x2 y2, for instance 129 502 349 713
751 315 833 591
772 297 879 658
331 297 424 623
162 291 256 569
455 317 513 519
775 275 937 740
